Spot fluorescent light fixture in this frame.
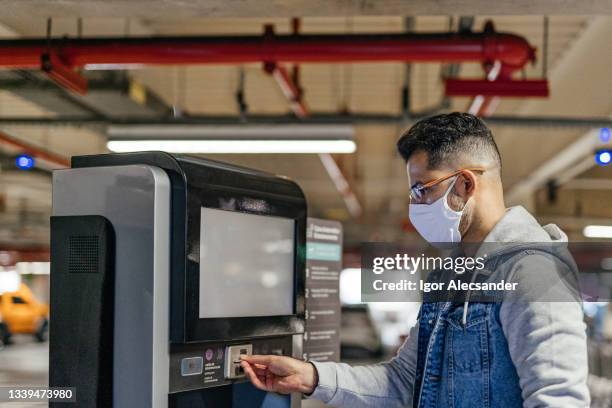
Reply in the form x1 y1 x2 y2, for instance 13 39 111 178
106 124 356 154
107 139 356 154
85 63 146 70
0 271 21 294
340 268 362 305
15 262 50 275
583 225 612 238
107 124 354 139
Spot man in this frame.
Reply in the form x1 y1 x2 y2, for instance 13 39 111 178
241 113 589 407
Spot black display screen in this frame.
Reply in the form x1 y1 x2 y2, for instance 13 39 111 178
198 207 295 319
180 158 306 343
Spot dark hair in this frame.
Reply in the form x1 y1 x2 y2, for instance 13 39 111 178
396 112 501 169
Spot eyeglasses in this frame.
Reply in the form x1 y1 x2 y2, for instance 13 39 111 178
410 167 485 203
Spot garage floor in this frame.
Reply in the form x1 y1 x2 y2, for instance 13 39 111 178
0 336 48 407
0 337 48 387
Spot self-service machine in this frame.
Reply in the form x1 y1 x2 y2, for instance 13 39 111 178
49 152 307 407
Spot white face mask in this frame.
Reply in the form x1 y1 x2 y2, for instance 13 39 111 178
409 177 467 248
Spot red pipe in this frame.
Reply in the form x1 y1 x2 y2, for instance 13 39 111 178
41 52 88 95
446 79 549 97
0 31 536 72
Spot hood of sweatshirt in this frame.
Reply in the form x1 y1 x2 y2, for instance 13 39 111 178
453 206 579 325
483 206 566 244
474 206 576 270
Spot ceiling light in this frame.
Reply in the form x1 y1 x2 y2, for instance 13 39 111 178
595 150 611 166
85 63 146 70
107 139 356 154
106 124 357 154
583 225 612 239
340 268 362 305
15 154 35 170
0 271 20 294
106 124 354 139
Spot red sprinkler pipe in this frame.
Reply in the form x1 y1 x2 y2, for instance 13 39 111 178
0 29 536 73
446 79 549 97
41 52 88 94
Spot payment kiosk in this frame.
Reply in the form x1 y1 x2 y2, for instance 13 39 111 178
49 152 307 407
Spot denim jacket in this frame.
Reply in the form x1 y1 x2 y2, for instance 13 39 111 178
412 301 522 408
310 207 589 407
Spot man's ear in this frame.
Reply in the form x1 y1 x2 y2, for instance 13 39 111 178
456 170 477 199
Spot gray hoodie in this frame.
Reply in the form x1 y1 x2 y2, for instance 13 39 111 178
310 206 590 407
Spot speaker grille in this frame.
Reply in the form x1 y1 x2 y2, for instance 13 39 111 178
68 235 99 274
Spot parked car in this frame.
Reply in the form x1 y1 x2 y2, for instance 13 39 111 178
0 283 49 344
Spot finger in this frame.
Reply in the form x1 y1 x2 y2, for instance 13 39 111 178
265 371 274 390
241 354 275 366
253 366 268 377
242 361 270 388
241 361 267 390
241 361 269 391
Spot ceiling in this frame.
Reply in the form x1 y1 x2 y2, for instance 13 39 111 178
0 12 610 250
1 0 611 18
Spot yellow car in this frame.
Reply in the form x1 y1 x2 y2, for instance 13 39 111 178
0 283 49 345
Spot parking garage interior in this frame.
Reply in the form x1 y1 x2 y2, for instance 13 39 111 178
0 1 611 407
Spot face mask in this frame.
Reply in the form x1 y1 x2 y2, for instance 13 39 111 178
409 177 467 248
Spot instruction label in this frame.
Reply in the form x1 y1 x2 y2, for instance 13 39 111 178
303 218 342 362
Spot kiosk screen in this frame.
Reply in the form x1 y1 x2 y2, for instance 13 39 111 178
199 207 295 318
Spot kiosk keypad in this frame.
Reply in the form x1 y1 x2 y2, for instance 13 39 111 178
169 336 293 393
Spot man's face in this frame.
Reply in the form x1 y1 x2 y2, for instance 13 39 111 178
406 150 475 236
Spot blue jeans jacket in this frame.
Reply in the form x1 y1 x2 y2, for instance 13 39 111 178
414 301 522 408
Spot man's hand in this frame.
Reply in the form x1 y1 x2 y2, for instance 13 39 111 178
240 354 318 395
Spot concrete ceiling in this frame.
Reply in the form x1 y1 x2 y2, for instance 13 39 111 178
1 0 611 19
0 13 610 248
